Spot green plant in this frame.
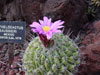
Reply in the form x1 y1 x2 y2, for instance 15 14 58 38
23 16 80 75
23 33 80 75
91 0 100 6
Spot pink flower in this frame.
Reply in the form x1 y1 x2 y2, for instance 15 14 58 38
30 16 64 39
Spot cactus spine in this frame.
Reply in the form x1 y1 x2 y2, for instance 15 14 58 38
23 34 80 75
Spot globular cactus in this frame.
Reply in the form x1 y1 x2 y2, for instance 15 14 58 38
23 16 80 75
23 33 80 75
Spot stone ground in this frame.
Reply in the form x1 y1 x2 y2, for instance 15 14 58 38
0 27 31 75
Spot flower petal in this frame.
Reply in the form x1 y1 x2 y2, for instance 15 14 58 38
50 21 64 32
31 29 38 32
46 32 52 39
39 20 44 25
52 21 64 29
50 20 61 29
51 26 64 31
58 21 64 26
30 22 44 33
30 16 64 40
30 22 40 28
43 16 48 24
47 18 52 26
53 30 62 33
57 26 64 28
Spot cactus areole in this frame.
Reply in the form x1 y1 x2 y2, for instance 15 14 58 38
23 16 80 75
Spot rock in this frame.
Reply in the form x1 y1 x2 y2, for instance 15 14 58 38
0 0 88 35
3 0 22 21
21 0 88 35
43 0 88 35
80 20 100 75
21 0 42 23
0 0 6 14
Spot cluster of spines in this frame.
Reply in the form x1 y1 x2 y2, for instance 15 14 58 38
23 34 79 75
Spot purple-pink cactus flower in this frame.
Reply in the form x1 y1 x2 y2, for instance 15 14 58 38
30 16 64 39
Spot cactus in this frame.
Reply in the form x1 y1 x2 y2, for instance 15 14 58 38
23 33 80 75
23 16 80 75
